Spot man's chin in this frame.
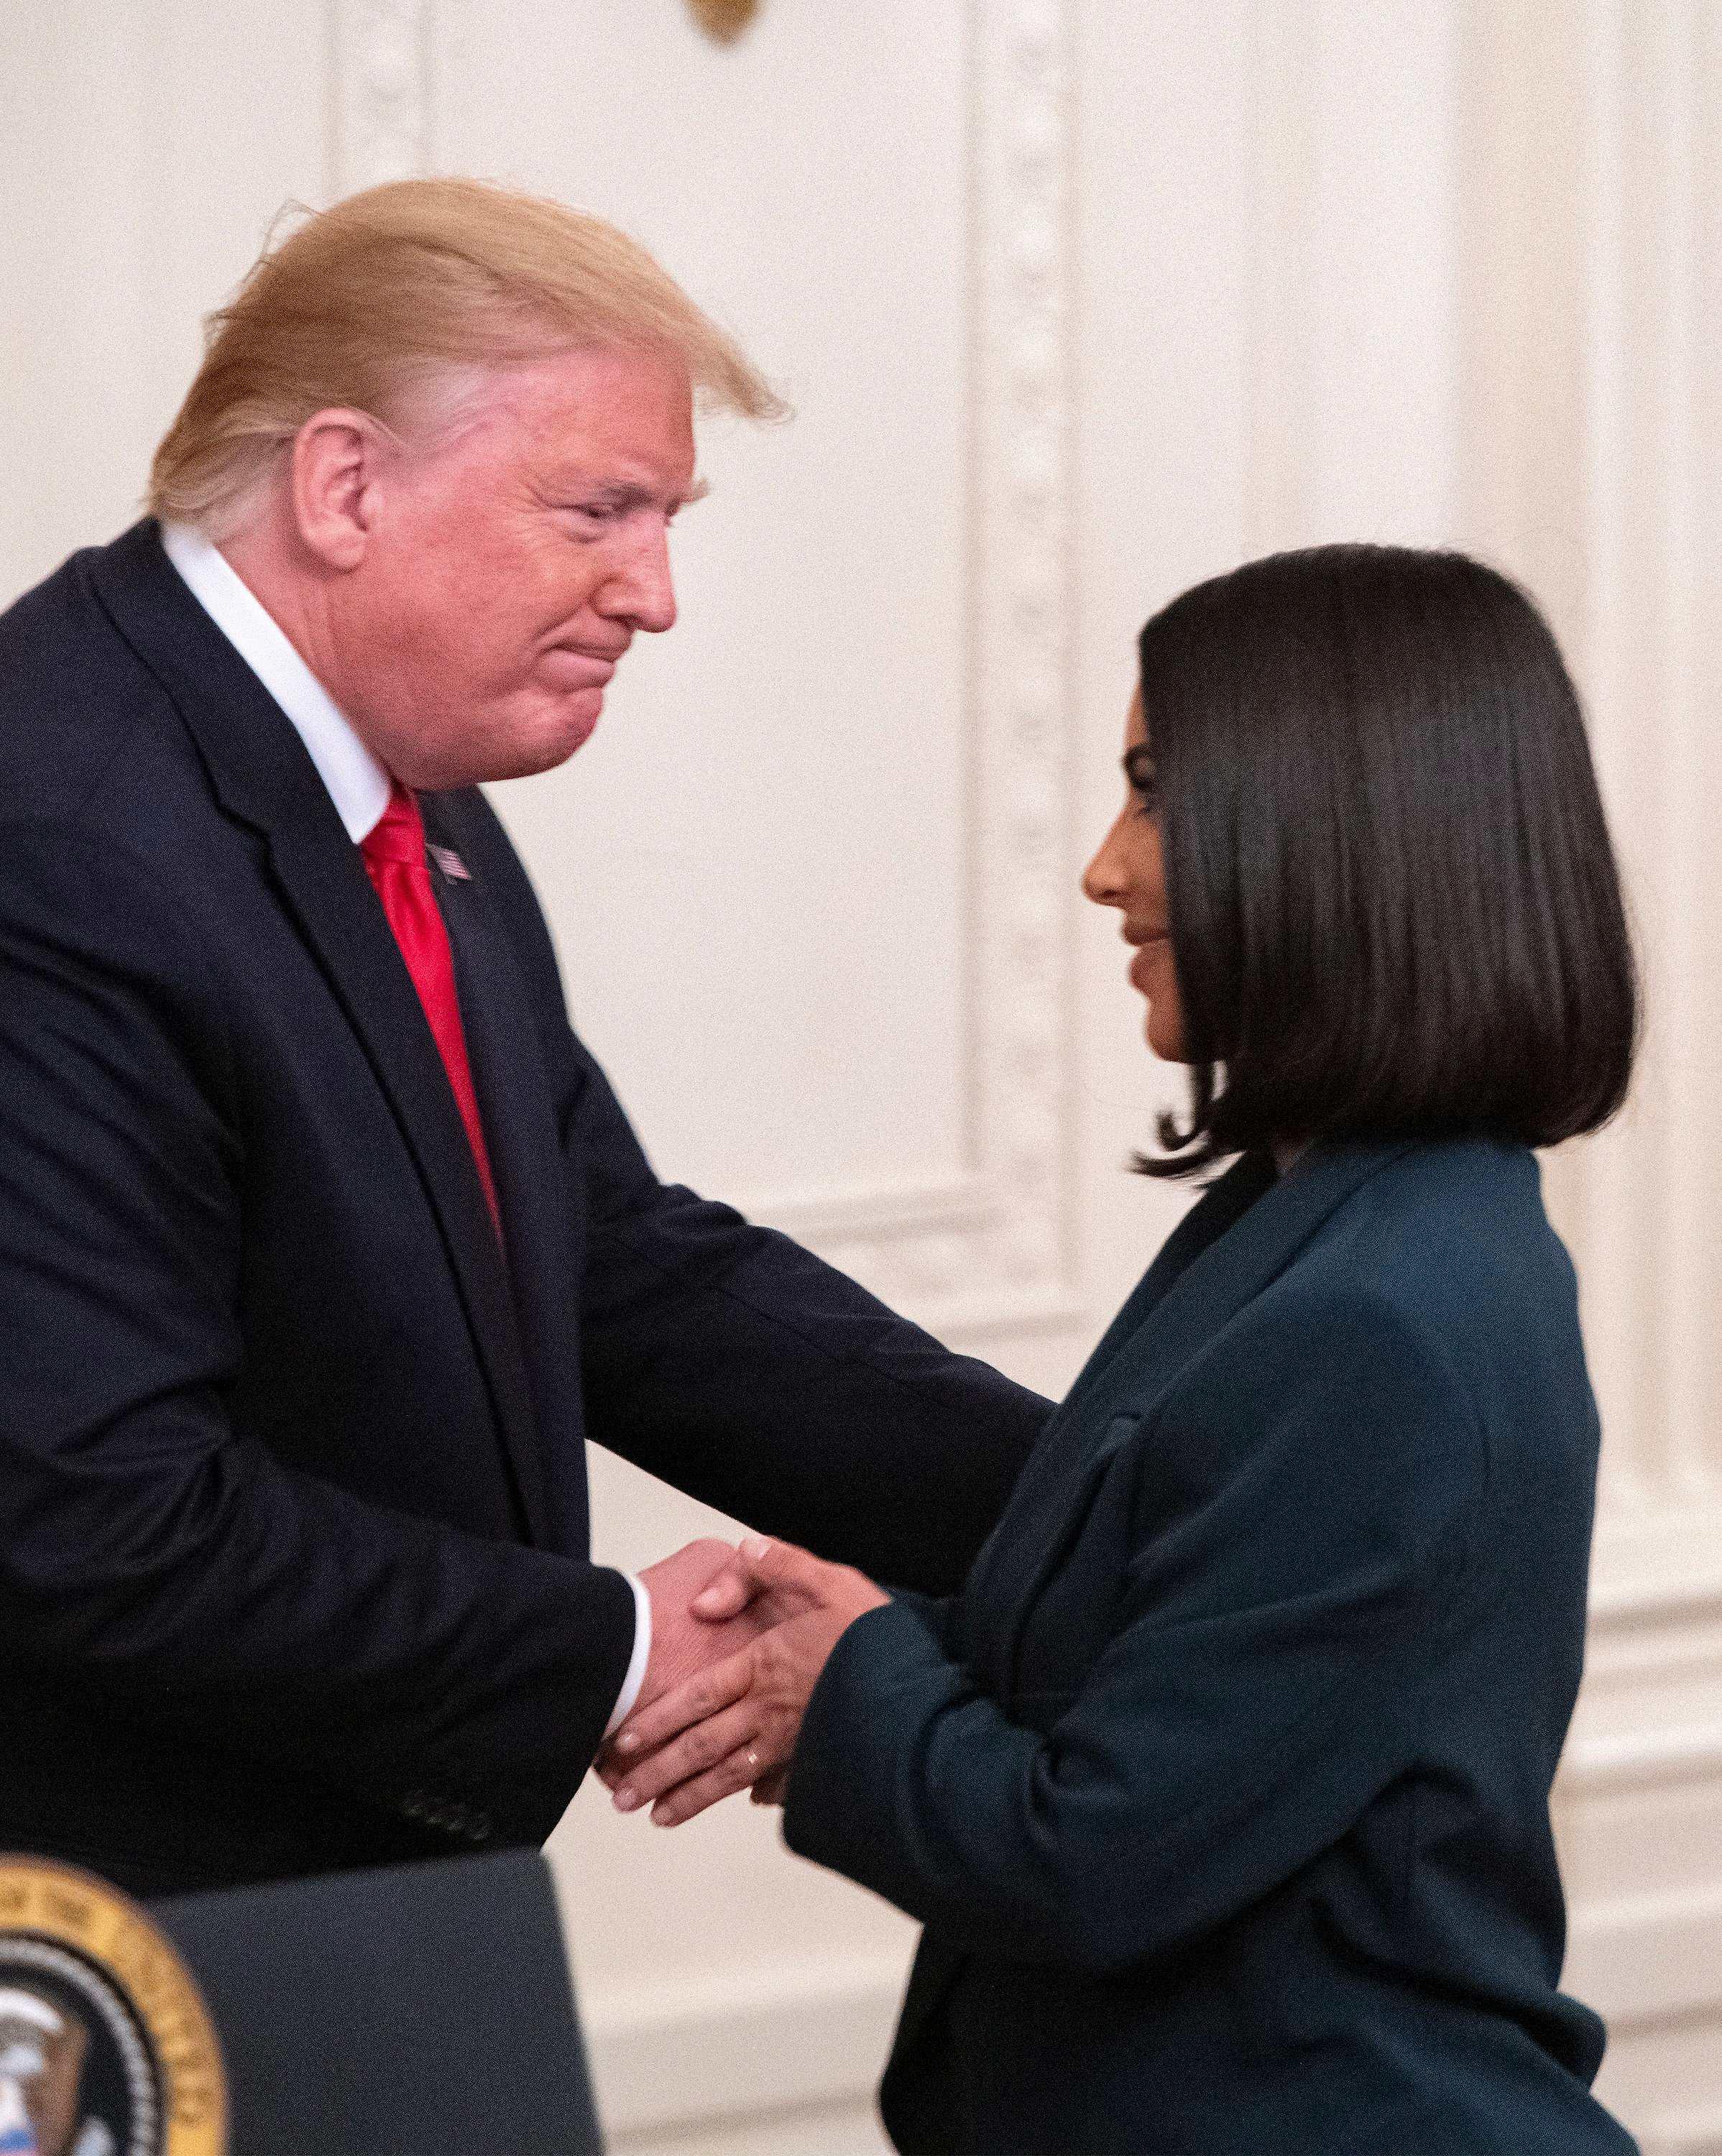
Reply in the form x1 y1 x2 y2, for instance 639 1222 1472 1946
378 692 605 789
535 702 602 773
477 696 604 783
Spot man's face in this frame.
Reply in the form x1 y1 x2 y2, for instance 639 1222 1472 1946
331 344 699 788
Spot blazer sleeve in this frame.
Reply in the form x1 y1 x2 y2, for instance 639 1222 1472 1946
565 1036 1051 1596
781 1290 1486 1973
0 826 632 1843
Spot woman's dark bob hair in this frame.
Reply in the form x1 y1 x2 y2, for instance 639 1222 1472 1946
1139 543 1637 1176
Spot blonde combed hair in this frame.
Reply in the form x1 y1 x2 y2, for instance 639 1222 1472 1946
149 177 785 535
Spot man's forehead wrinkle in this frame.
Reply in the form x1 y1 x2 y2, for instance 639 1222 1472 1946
529 456 707 512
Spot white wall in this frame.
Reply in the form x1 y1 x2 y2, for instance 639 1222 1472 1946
2 4 1717 2150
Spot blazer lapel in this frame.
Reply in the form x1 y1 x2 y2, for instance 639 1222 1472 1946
1057 1152 1278 1432
971 1139 1422 1680
966 1153 1275 1612
1091 1138 1422 1419
90 525 548 1540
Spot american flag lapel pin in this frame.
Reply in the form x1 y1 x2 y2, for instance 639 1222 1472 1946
428 844 471 883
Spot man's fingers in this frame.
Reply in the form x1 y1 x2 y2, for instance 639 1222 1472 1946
612 1643 754 1759
736 1534 819 1592
693 1534 814 1618
612 1697 757 1812
727 1534 837 1606
690 1556 757 1621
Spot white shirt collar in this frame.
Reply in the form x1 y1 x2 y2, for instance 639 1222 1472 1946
160 522 393 844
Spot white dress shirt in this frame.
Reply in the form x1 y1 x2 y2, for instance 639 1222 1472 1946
160 522 651 1734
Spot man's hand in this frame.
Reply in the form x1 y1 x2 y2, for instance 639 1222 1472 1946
635 1538 775 1715
604 1537 888 1827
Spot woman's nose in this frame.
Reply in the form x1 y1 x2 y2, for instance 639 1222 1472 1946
1082 819 1127 908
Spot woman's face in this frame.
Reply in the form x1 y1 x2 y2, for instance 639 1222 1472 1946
1082 689 1187 1062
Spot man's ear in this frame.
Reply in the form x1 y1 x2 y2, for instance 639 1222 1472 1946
288 408 392 571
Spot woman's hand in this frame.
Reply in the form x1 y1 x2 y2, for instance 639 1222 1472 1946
602 1537 888 1827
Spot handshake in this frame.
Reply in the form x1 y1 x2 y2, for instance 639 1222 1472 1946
598 1537 890 1828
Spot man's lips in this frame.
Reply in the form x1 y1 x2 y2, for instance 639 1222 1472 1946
540 646 622 691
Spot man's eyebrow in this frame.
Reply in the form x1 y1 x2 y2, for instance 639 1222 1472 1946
561 476 711 512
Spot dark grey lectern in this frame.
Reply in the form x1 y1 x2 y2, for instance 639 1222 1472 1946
152 1848 602 2155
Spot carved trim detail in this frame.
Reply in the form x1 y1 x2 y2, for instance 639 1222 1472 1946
329 0 434 196
323 0 1085 1339
754 0 1081 1335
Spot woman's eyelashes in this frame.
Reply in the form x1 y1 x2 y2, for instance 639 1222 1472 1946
1123 747 1159 811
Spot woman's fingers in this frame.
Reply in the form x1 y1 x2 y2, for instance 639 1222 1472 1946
605 1549 890 1823
611 1696 760 1812
642 1697 796 1828
646 1741 775 1829
609 1641 755 1762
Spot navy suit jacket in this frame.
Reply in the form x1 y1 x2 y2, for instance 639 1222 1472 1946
0 523 1048 1897
786 1140 1636 2155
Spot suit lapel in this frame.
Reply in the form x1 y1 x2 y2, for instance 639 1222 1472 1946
425 799 586 1553
89 525 549 1541
971 1139 1422 1680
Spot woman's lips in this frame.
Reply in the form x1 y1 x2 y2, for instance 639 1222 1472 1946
1128 937 1169 991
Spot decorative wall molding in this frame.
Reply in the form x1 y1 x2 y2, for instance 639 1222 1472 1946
581 1952 901 2147
1564 1719 1722 1797
945 0 1079 1328
1455 0 1722 1498
1443 17 1722 2154
1587 1501 1722 1633
732 1 1084 1341
747 0 1084 1340
328 0 433 196
1500 0 1722 1520
1566 1885 1722 2034
1555 1494 1722 2155
324 0 1085 1344
1644 2119 1722 2156
748 1171 1079 1342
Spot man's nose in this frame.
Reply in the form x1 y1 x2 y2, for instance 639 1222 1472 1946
602 524 677 635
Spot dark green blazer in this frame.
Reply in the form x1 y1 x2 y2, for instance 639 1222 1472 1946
786 1139 1637 2155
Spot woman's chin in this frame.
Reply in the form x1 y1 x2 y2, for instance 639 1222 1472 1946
1143 1005 1188 1063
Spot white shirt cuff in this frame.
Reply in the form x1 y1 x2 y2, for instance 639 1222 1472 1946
604 1571 653 1738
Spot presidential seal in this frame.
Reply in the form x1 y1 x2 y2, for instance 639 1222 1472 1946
0 1860 225 2156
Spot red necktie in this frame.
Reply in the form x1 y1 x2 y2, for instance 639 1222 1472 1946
360 783 502 1236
